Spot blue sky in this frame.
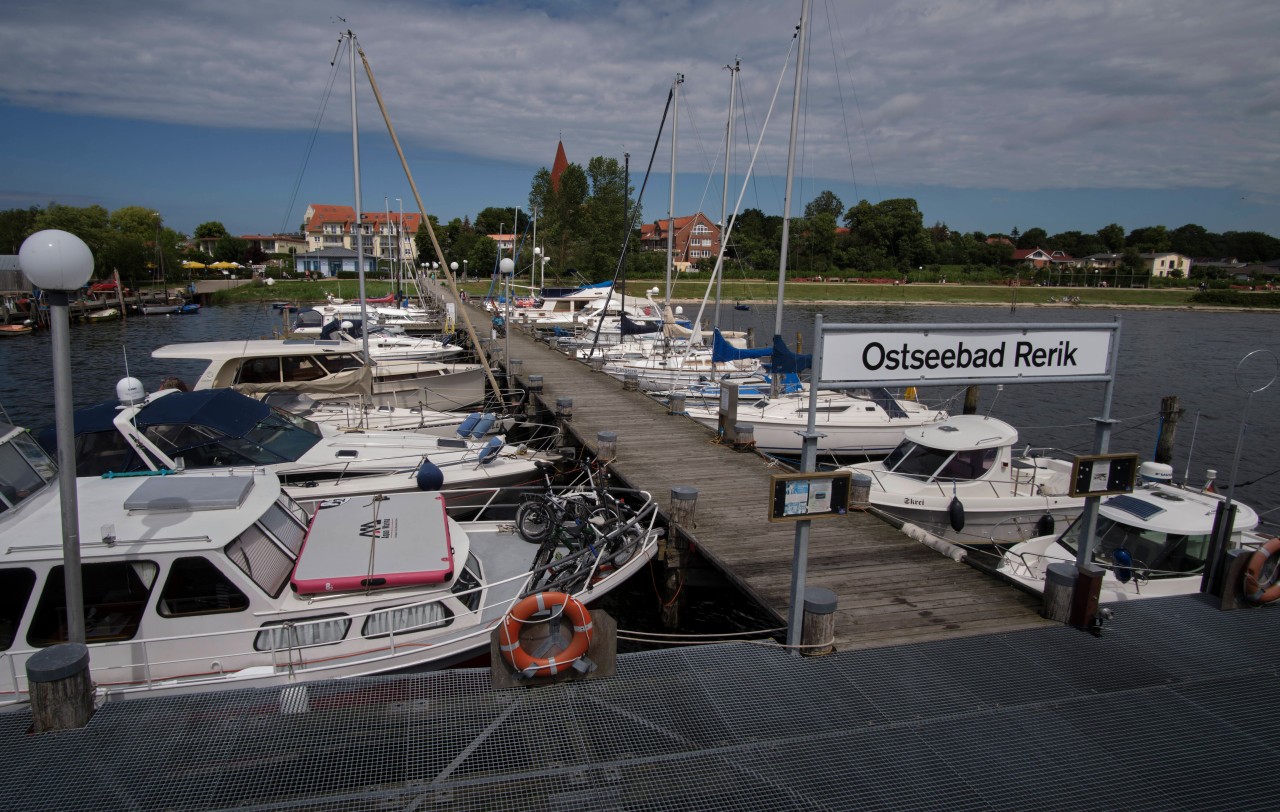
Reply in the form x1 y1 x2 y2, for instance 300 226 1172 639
1 0 1277 240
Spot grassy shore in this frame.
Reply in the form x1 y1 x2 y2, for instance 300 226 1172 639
211 278 1212 308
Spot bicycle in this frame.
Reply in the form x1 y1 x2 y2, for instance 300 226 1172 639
515 460 624 545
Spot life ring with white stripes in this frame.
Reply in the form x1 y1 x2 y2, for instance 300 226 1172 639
1243 537 1280 605
499 592 593 678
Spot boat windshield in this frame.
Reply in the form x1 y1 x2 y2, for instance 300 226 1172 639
0 430 56 513
144 411 321 466
1056 514 1210 579
881 440 998 483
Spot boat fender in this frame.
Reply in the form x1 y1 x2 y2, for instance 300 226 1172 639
455 412 482 438
948 496 965 532
1113 548 1134 583
415 460 444 490
1243 537 1280 605
1035 513 1055 538
499 592 593 678
477 436 504 465
470 413 496 438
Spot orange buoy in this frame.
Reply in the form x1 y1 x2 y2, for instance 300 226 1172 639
499 592 593 678
1243 537 1280 605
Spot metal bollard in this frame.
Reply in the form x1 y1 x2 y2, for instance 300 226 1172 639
732 422 756 451
668 392 686 416
597 430 618 462
623 369 639 391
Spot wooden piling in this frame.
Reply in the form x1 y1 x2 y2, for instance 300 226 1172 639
27 643 93 732
1155 395 1183 465
662 486 698 629
963 385 980 415
801 587 837 655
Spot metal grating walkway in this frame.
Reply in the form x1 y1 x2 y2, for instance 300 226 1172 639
5 595 1277 811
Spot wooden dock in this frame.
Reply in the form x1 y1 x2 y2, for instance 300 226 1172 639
473 300 1054 652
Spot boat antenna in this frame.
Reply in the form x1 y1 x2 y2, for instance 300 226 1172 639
984 384 1003 417
1181 410 1200 484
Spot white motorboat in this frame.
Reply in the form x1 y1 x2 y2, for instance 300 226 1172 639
843 414 1084 545
0 420 660 707
152 337 486 411
49 380 558 509
683 387 949 458
997 463 1271 601
262 392 514 439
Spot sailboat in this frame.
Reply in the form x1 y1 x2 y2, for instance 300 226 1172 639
678 2 948 458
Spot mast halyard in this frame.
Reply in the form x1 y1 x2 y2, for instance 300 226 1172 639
715 58 739 329
775 2 810 340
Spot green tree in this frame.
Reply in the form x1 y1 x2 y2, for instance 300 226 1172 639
1126 225 1171 253
1170 223 1216 258
1221 231 1280 263
0 206 41 253
194 221 229 240
844 198 932 270
213 235 250 264
803 190 844 220
1015 227 1048 250
1096 223 1125 252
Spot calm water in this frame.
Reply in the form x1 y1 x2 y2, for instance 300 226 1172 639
3 299 1280 644
3 300 1280 524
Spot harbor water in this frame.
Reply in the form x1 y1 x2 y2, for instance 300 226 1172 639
1 299 1278 646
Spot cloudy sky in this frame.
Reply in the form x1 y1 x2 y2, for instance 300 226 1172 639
1 0 1277 240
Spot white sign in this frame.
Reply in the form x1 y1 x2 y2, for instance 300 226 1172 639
820 328 1114 384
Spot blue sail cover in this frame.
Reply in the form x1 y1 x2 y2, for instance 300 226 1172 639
711 329 773 363
620 313 662 335
770 334 812 374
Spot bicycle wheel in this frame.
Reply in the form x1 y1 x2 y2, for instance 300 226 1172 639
516 498 556 543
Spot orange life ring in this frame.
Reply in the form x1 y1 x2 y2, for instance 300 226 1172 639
499 591 593 678
1243 537 1280 605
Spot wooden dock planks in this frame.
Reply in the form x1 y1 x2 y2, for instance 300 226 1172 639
489 312 1054 651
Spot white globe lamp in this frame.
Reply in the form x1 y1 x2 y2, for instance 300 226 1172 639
19 229 94 291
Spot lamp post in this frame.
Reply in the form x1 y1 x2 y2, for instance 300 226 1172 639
463 260 468 282
19 230 94 644
450 261 458 292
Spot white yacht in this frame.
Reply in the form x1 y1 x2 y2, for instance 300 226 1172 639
0 420 660 706
843 415 1084 545
997 464 1270 601
152 337 486 411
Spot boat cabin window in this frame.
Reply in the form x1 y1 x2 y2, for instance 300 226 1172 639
280 356 329 383
255 614 351 651
225 524 298 598
315 353 365 374
71 430 145 477
28 561 158 646
236 358 281 384
0 568 36 650
1058 516 1211 578
144 423 257 468
936 448 1000 482
450 553 482 611
881 441 953 480
158 557 250 617
362 602 453 639
0 432 56 513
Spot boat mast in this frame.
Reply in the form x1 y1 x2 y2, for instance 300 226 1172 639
715 58 739 329
774 2 810 339
348 31 371 365
665 73 683 310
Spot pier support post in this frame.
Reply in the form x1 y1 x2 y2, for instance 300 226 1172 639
801 587 837 656
849 472 872 508
1155 395 1183 465
596 431 617 463
590 357 605 373
623 370 639 391
1042 562 1104 629
27 643 93 732
662 486 698 629
732 423 755 451
963 385 980 415
527 374 543 395
668 392 686 416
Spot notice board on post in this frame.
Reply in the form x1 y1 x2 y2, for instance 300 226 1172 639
768 471 852 522
1069 453 1139 497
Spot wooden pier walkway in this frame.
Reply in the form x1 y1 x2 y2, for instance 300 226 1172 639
468 300 1053 651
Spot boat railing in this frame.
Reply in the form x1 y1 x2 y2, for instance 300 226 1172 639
0 487 660 707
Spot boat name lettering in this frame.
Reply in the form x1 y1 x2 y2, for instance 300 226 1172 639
904 498 926 506
862 340 1078 372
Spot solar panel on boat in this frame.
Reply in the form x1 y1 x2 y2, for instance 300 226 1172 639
124 475 255 512
1103 493 1165 520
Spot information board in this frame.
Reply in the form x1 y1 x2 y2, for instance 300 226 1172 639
1069 453 1139 497
768 471 852 522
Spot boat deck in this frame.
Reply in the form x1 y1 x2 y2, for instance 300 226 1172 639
7 594 1275 810
487 305 1053 650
